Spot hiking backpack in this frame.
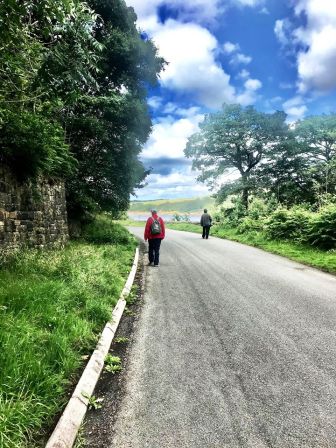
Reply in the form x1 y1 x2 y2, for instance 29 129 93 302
150 217 162 235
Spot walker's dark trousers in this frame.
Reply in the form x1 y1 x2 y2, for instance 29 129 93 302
148 238 162 265
202 226 211 239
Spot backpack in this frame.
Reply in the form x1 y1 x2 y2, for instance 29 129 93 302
150 217 161 235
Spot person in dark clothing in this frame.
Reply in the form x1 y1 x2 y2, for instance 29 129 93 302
200 208 212 239
144 209 165 267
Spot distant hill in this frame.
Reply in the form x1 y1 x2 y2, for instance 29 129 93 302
129 196 215 213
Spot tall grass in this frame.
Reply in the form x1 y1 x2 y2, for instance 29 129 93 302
0 218 136 447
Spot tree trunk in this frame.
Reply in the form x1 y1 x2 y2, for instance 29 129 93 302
241 173 249 209
242 187 249 209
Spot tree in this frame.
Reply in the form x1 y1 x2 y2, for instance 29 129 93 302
185 104 287 208
0 0 102 180
0 0 165 222
64 0 165 220
295 114 336 196
250 138 317 206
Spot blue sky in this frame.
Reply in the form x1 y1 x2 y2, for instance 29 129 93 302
125 0 336 200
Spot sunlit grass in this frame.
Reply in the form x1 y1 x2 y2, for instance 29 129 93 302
0 219 136 448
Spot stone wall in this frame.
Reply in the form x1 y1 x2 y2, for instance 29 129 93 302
0 167 69 251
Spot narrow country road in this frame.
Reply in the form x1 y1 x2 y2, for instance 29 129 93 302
110 228 336 448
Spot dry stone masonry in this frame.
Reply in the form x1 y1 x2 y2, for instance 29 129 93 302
0 167 68 252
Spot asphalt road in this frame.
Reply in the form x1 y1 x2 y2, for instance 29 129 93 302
109 228 336 448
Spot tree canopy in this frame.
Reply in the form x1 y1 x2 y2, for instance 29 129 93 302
0 0 165 220
185 105 336 208
185 104 287 207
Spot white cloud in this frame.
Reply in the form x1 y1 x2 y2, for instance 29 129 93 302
236 78 262 106
276 0 336 93
274 20 288 46
230 52 252 65
282 96 307 122
244 78 262 90
222 39 252 66
141 112 204 161
223 41 240 54
238 69 250 79
148 19 236 108
135 170 209 200
148 96 163 109
297 25 336 92
259 7 270 15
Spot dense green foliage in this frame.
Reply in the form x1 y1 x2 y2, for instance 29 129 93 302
0 0 164 219
0 220 136 448
185 105 336 254
185 104 287 207
185 106 336 210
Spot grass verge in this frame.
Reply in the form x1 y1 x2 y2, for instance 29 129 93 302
0 216 136 448
164 222 336 274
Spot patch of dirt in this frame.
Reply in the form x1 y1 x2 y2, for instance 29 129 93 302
82 242 147 448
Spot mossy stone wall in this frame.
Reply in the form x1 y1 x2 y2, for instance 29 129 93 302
0 167 68 251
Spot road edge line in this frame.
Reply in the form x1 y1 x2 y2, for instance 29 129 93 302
45 246 140 448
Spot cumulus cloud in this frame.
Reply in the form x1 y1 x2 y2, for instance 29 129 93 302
275 0 336 93
147 19 236 108
223 41 240 54
126 0 266 198
222 40 252 66
238 69 250 79
282 96 307 122
148 96 163 109
274 19 290 46
135 170 209 200
230 52 252 65
236 78 262 105
259 7 270 15
141 112 204 161
297 25 336 92
244 78 262 90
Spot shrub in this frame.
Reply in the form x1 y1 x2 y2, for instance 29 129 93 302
266 207 311 242
82 215 135 246
307 205 336 250
237 216 265 234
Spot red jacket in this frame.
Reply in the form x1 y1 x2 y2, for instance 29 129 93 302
144 214 165 241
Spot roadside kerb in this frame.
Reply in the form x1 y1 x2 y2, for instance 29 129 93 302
45 246 140 448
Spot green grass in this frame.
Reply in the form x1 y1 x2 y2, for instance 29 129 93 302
0 218 136 448
165 222 336 274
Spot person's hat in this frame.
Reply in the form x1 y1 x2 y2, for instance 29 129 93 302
151 209 157 214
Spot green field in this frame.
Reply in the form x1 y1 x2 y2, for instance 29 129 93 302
129 196 214 213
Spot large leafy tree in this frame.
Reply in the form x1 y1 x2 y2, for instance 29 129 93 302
254 115 336 206
0 0 165 221
185 104 287 208
0 0 101 179
251 138 317 205
294 114 336 196
64 0 165 220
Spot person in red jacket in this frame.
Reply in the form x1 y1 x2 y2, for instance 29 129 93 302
144 209 165 267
